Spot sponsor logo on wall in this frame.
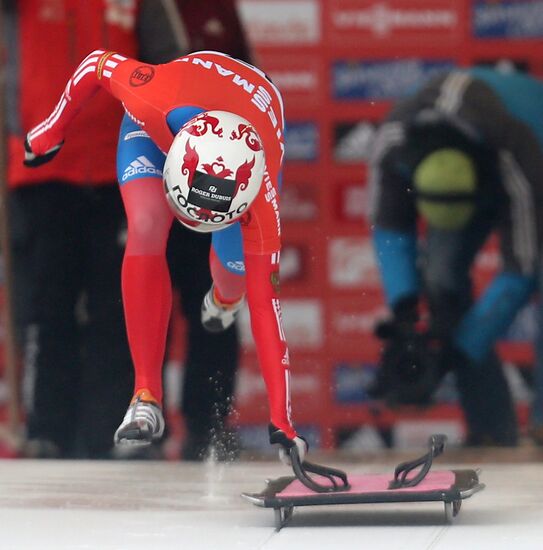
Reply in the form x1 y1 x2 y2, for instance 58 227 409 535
472 248 501 292
280 244 307 282
104 0 137 30
258 53 323 108
472 239 500 292
332 59 455 100
329 306 386 358
473 241 500 272
280 182 319 221
329 296 388 341
237 354 324 402
393 420 463 449
335 183 370 223
329 0 459 42
238 425 322 450
285 122 319 161
236 368 269 402
475 58 530 73
237 0 321 45
473 0 543 38
268 69 318 94
504 303 538 342
239 299 324 349
333 362 377 404
238 425 276 451
328 237 381 289
333 121 377 163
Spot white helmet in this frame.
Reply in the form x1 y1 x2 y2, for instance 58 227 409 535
163 110 266 232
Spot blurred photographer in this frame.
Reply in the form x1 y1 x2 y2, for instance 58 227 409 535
369 66 543 446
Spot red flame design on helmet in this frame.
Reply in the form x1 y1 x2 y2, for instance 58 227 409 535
181 140 199 187
184 113 223 138
233 157 256 196
230 124 262 152
202 156 233 179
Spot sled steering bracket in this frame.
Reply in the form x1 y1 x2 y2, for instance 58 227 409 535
289 446 350 493
388 434 447 489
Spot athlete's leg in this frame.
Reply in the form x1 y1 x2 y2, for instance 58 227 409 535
179 223 245 458
168 223 240 459
209 223 246 303
116 115 173 405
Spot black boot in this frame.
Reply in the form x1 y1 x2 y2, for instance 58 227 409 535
453 350 518 446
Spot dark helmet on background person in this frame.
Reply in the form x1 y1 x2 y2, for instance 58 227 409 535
163 110 266 232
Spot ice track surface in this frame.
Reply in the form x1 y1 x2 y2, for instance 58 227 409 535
1 451 543 550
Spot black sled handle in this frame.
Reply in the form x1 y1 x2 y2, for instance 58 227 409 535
388 433 447 489
289 446 350 493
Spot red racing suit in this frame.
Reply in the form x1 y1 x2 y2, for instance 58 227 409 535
6 0 139 187
27 50 295 437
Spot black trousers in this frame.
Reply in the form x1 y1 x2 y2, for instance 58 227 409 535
423 215 518 445
8 182 133 457
167 222 239 435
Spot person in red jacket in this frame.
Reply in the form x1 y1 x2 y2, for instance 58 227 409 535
24 49 307 462
3 0 140 458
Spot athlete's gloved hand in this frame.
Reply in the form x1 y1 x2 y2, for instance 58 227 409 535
23 137 64 168
269 423 308 466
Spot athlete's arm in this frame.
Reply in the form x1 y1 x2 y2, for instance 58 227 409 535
244 250 308 463
24 50 129 165
244 251 294 435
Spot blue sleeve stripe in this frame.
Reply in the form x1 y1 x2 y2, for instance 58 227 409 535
455 272 536 362
373 227 419 307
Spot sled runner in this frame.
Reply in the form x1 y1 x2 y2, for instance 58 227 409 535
242 434 484 530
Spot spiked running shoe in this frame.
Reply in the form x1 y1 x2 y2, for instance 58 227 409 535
201 286 245 333
114 389 165 447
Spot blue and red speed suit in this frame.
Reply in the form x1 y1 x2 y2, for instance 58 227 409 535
25 50 296 439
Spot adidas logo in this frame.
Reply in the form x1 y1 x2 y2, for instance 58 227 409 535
334 122 376 162
122 156 162 181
